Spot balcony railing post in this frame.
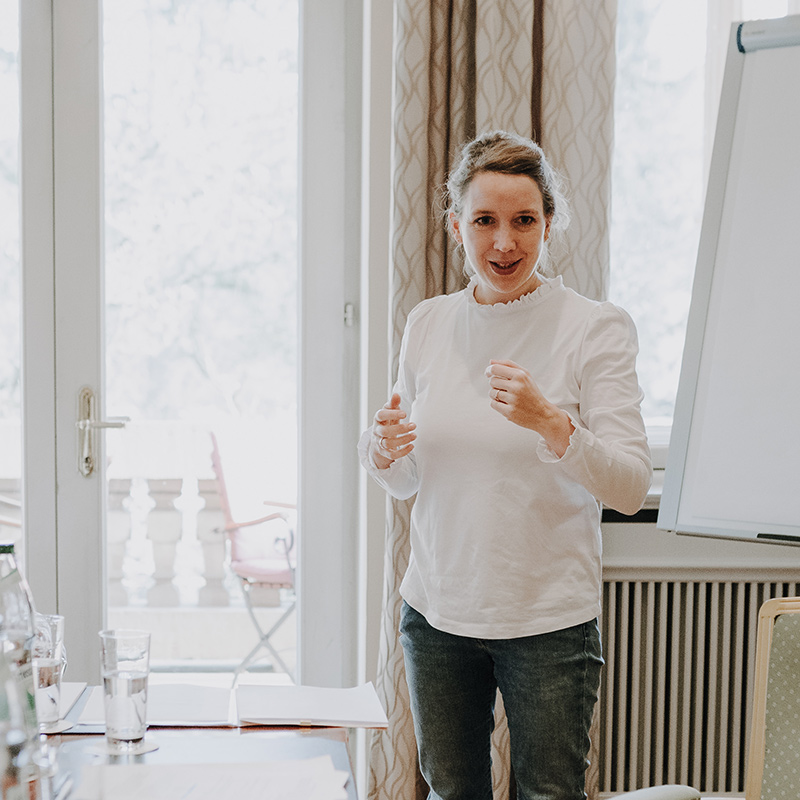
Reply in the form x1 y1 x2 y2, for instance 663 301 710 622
146 478 183 606
107 478 132 607
196 478 230 606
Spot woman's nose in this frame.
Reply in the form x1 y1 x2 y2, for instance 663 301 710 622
494 224 515 251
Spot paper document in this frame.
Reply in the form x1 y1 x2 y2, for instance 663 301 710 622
78 684 233 727
236 682 388 728
77 681 387 728
71 755 349 800
76 686 104 725
146 683 233 726
61 682 87 717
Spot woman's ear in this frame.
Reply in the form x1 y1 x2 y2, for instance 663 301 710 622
544 215 552 242
449 210 462 244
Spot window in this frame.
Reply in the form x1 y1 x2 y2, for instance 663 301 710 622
0 1 21 547
610 0 797 444
102 0 300 671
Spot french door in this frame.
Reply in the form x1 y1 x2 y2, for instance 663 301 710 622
18 0 359 685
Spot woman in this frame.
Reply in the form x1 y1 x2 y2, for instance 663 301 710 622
359 131 651 800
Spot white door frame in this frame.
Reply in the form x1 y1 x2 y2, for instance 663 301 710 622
20 0 58 610
21 0 105 683
297 0 362 688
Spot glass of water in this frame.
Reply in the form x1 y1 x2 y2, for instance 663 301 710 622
99 629 151 753
33 613 66 729
33 657 63 727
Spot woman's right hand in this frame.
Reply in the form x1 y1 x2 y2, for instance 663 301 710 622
371 393 416 469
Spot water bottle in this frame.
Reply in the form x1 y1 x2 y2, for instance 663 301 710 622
0 650 30 799
0 545 40 799
0 545 37 731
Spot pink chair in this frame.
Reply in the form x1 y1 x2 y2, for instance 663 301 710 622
210 433 296 680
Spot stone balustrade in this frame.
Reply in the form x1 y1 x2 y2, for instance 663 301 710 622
0 423 298 674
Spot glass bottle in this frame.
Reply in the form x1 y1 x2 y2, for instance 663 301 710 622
0 545 37 729
0 650 29 799
0 544 40 799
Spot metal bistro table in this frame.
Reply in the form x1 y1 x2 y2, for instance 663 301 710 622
48 688 358 799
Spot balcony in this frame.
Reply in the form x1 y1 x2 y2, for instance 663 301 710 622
0 420 297 682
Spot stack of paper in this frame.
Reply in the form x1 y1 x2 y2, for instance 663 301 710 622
142 684 232 726
236 683 388 728
78 684 233 727
72 755 349 800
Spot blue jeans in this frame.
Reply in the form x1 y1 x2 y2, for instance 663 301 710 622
399 602 602 800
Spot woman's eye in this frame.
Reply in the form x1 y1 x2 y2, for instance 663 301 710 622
517 216 535 226
473 216 494 226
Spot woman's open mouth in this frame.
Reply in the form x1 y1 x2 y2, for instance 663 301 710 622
490 259 521 273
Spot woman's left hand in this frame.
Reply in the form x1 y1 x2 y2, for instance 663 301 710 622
485 359 575 457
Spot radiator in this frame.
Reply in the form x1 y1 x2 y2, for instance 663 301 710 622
597 577 800 795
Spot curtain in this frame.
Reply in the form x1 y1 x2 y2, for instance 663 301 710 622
541 1 617 301
367 3 616 799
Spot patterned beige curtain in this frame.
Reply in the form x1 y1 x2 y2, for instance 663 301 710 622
367 2 616 799
541 1 617 301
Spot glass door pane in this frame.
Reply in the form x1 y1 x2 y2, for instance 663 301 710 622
0 1 22 553
102 0 299 681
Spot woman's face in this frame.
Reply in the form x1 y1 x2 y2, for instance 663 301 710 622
451 171 551 305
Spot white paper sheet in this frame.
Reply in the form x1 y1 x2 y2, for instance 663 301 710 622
236 682 388 728
71 755 349 800
61 682 87 716
78 683 233 726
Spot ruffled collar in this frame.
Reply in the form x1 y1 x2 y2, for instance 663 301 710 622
464 273 562 314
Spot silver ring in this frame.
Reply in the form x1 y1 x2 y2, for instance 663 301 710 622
380 436 387 450
495 388 502 401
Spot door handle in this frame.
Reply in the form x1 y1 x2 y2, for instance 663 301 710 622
76 386 130 477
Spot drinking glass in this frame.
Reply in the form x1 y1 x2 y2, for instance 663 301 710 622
98 629 151 752
33 613 66 728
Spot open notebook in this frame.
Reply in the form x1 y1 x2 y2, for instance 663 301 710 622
76 681 388 729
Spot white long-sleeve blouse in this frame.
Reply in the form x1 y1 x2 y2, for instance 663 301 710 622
358 274 651 639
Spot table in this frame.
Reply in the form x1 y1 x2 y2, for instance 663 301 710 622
50 686 357 798
51 727 357 799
